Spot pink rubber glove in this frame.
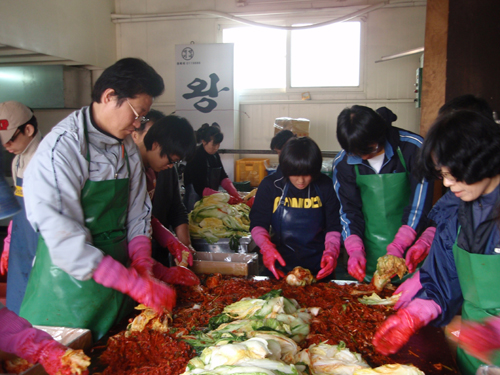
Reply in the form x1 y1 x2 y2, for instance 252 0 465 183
0 307 90 375
152 217 193 267
386 225 417 258
453 317 500 365
317 231 341 280
393 270 422 310
203 187 219 196
373 298 442 355
128 235 154 276
344 234 366 282
1 220 12 275
251 226 286 279
152 262 200 286
221 178 242 202
405 227 436 273
93 255 176 313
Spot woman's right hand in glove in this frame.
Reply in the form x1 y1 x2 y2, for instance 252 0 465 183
152 262 200 286
344 235 367 282
93 255 176 313
261 244 286 279
251 226 286 279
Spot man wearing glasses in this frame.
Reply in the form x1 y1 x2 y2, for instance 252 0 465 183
19 58 176 341
0 101 41 315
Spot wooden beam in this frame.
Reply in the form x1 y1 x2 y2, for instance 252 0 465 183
420 0 449 137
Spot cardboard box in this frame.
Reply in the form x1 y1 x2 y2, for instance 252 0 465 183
0 326 92 375
274 117 310 137
192 252 259 277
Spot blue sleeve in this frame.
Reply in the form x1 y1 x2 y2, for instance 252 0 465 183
332 151 365 240
317 174 341 233
249 176 279 231
415 199 463 327
398 130 434 232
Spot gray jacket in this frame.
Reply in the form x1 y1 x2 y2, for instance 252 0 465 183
24 106 151 281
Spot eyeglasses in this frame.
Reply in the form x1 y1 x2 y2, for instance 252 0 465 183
126 99 149 125
7 126 24 144
369 144 380 155
167 154 182 166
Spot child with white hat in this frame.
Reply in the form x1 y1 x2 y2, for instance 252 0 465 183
0 101 41 314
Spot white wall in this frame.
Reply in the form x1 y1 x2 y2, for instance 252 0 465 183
114 1 426 159
33 109 77 136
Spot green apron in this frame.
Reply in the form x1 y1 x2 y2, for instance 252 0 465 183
20 118 135 341
355 148 411 283
453 231 500 375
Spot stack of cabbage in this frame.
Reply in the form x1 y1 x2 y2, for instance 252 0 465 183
181 290 424 375
189 193 251 245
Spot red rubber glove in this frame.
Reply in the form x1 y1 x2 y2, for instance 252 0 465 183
373 298 442 355
93 255 176 313
454 317 500 365
202 187 219 196
128 235 154 276
151 217 194 267
386 225 417 258
221 178 243 203
393 270 422 310
316 231 341 280
251 226 286 279
245 196 255 208
344 234 366 282
0 307 90 375
405 227 436 273
1 220 12 275
152 262 200 286
203 187 241 205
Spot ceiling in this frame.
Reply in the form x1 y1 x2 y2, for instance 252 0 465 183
0 44 99 69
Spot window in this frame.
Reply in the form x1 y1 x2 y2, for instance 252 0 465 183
222 21 361 90
222 27 287 89
291 22 360 87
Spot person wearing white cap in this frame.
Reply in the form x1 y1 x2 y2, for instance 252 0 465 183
0 101 41 315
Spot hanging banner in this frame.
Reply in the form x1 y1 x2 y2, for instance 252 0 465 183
175 43 235 179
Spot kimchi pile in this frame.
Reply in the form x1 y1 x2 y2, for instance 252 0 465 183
99 275 399 375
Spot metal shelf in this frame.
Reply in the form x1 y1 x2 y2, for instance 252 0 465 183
219 149 339 158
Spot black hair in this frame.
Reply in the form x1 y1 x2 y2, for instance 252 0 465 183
143 115 197 162
135 109 166 134
279 137 322 180
196 123 223 144
417 110 500 184
270 130 295 152
336 105 389 155
91 58 165 103
376 107 398 127
19 114 38 137
438 94 494 121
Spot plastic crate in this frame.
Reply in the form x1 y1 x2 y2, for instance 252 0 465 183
235 158 269 187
